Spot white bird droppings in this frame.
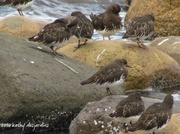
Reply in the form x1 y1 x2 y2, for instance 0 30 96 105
157 38 169 46
94 120 98 125
30 61 34 64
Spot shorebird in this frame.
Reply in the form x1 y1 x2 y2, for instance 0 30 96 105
127 94 174 134
81 58 131 95
109 92 145 128
70 11 94 51
0 0 34 16
90 3 123 40
29 16 78 56
123 14 155 49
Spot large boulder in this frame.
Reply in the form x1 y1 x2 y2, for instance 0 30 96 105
150 36 180 65
0 16 45 39
69 95 180 134
0 33 110 131
125 0 180 36
58 40 180 90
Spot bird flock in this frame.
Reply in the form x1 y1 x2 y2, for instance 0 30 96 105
0 1 174 134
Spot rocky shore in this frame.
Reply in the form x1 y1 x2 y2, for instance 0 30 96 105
0 15 180 133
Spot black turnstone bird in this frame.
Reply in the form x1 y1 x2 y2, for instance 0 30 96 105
70 11 94 51
123 14 155 49
90 3 123 40
29 16 78 56
109 92 145 128
0 0 34 16
81 58 131 95
127 94 174 134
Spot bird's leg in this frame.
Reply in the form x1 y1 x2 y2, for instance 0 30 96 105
50 46 64 58
130 121 133 126
18 9 24 16
102 36 105 40
137 38 146 49
73 40 81 52
20 9 24 16
82 39 88 46
17 9 21 16
108 36 111 40
124 123 128 132
106 87 112 95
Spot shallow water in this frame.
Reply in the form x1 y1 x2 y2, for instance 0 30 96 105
0 0 180 133
0 0 127 41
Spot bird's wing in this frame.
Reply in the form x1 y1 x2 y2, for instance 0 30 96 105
0 0 11 5
29 20 71 44
90 13 105 30
11 0 31 6
124 18 154 38
81 62 127 85
103 13 122 31
120 101 144 117
129 103 166 131
70 18 94 39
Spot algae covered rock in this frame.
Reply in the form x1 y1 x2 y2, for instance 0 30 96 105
150 36 180 64
0 33 107 128
125 0 180 36
69 95 180 134
0 16 45 39
58 40 180 90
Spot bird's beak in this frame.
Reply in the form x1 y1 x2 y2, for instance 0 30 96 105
126 64 132 68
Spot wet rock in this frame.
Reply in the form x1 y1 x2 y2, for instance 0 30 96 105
69 95 180 134
0 16 45 39
124 0 180 36
58 40 180 90
150 36 180 64
0 33 110 130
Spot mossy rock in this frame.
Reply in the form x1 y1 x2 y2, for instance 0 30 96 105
58 40 180 90
0 16 45 40
150 36 180 65
125 0 180 36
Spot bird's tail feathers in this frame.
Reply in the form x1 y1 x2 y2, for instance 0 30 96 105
81 78 94 85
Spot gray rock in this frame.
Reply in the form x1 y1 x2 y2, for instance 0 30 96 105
0 33 121 125
150 36 180 65
69 95 180 134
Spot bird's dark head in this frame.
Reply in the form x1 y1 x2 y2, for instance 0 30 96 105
106 3 121 14
163 94 174 109
128 92 142 100
54 16 78 27
71 11 84 18
146 14 155 21
117 58 132 68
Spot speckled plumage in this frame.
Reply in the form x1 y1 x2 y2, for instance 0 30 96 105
70 11 94 51
0 0 34 16
90 3 123 40
81 58 131 95
29 16 78 56
109 92 145 126
123 14 155 48
128 94 174 134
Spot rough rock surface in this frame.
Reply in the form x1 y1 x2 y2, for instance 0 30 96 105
0 16 45 39
59 40 180 90
69 95 180 134
125 0 180 36
0 33 112 125
150 36 180 65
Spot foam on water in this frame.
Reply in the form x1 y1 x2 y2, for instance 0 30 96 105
0 0 126 40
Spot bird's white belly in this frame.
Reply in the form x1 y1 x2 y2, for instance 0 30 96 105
96 29 120 37
119 115 140 125
14 1 33 10
100 77 125 88
148 119 169 134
